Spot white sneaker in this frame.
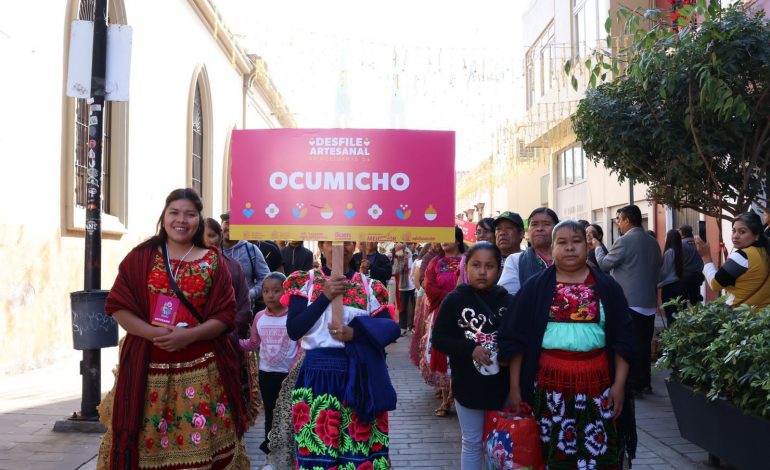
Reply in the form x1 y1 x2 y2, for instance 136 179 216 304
261 465 275 470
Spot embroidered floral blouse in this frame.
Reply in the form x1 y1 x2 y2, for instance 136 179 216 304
146 249 217 327
542 273 606 351
282 269 392 350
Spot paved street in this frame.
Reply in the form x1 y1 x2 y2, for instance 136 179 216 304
0 336 714 469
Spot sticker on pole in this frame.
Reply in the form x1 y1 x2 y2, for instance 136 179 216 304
230 129 455 242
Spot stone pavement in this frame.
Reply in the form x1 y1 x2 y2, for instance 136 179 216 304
0 335 718 470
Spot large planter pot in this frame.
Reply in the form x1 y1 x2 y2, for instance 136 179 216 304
666 379 770 469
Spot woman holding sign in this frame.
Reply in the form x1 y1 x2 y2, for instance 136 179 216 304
101 188 249 469
284 241 400 470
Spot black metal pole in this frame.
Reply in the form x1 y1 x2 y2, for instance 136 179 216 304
81 0 108 420
629 181 634 205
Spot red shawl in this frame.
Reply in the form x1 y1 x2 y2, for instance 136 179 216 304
104 244 246 470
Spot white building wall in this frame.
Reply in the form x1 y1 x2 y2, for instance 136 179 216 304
0 0 289 374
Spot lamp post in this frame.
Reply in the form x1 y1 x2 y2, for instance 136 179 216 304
54 0 115 433
80 0 108 422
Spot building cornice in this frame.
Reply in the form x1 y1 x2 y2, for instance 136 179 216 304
187 0 296 128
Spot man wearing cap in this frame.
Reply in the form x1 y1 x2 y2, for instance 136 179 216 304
220 211 270 334
678 224 704 305
498 208 559 295
493 211 525 262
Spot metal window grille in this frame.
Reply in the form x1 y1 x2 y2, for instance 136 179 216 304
74 0 111 213
191 83 203 197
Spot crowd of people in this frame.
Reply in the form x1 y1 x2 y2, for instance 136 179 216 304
98 187 770 470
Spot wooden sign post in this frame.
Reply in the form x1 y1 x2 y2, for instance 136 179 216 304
331 242 344 325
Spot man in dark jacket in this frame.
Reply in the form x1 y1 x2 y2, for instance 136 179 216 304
250 239 284 273
220 211 269 329
281 241 314 275
352 242 392 285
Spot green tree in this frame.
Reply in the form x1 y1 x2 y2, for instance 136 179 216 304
569 1 770 221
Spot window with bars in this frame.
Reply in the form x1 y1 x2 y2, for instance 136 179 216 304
191 83 203 197
74 0 111 213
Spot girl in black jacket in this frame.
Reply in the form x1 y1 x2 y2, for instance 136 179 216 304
432 242 512 469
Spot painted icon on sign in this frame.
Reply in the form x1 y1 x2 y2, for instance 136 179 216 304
292 203 308 219
242 202 254 218
264 203 279 219
344 203 356 219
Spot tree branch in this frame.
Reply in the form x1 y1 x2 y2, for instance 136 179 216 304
688 80 722 195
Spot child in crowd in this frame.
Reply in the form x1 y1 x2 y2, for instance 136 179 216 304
240 272 300 469
431 242 512 469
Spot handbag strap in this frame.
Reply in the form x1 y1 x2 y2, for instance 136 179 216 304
161 243 205 324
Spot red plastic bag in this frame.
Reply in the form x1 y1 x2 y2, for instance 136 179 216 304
482 403 545 470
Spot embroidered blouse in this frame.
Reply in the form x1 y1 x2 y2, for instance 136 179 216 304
541 273 606 351
146 250 217 326
282 268 392 350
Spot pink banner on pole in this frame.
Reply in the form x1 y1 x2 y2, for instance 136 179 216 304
455 218 477 244
229 129 455 242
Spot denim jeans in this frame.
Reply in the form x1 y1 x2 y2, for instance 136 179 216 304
454 400 485 470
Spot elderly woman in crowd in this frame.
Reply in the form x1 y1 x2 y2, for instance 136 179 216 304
499 220 636 469
284 241 399 469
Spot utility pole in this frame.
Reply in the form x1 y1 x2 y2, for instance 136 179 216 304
80 0 108 421
56 0 130 433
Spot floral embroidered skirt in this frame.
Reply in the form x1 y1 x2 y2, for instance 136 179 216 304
534 349 618 470
291 348 390 470
419 310 450 389
136 343 244 470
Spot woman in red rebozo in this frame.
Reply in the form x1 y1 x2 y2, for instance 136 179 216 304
102 188 249 469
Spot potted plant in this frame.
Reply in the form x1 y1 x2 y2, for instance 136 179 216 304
657 299 770 469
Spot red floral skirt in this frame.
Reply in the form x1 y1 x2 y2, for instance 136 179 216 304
533 349 618 470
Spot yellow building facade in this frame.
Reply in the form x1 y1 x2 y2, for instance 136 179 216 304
0 0 294 374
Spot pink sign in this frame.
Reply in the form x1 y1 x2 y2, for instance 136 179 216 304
456 218 477 244
229 129 455 242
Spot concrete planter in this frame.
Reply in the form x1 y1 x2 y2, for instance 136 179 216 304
666 379 770 469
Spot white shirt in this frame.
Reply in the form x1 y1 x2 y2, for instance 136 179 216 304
299 272 385 350
498 252 524 295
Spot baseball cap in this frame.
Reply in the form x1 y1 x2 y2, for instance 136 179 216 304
494 211 524 231
220 211 230 220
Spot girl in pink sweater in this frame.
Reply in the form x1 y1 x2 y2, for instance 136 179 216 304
240 272 300 464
